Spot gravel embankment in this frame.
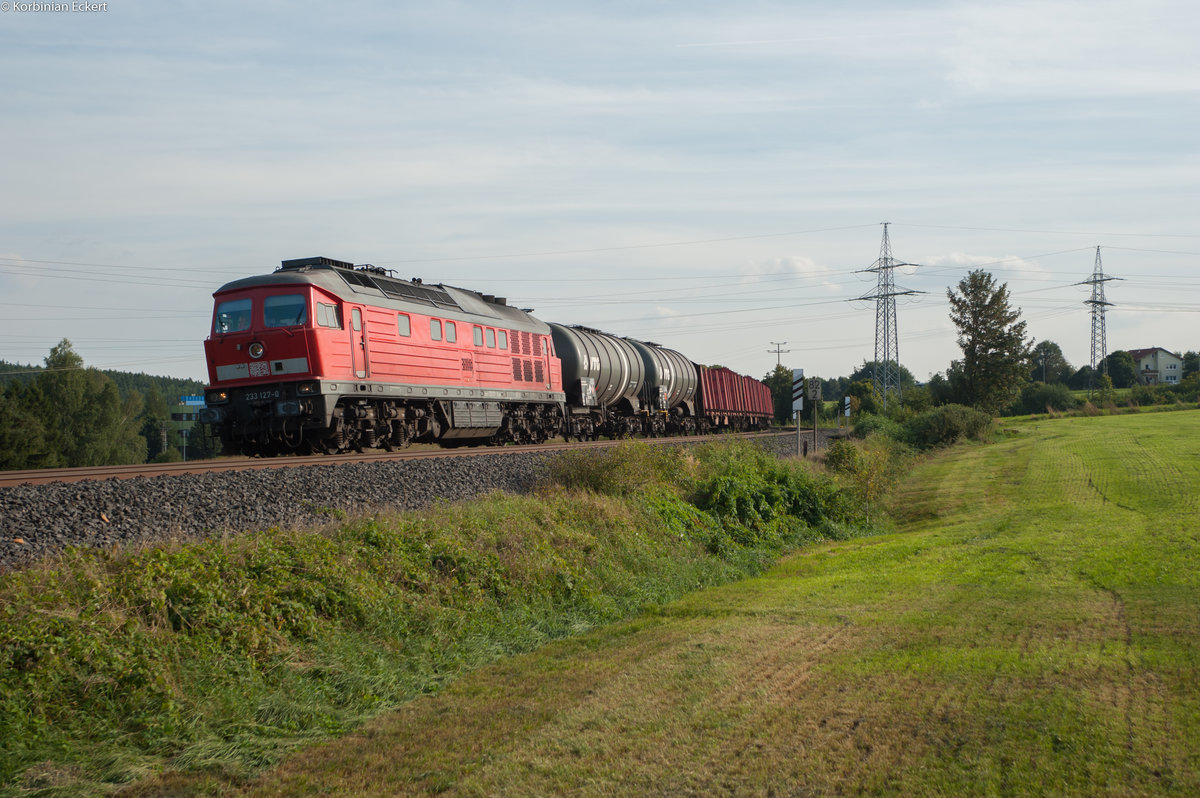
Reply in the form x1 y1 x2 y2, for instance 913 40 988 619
0 432 832 571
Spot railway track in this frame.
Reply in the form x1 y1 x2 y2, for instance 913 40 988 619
0 431 800 488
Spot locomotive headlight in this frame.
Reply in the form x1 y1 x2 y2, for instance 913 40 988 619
205 390 228 404
248 342 265 359
297 382 317 395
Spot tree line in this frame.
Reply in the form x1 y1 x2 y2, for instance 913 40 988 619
0 340 214 470
763 268 1200 423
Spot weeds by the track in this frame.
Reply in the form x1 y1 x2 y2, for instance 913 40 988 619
225 410 1200 797
0 440 874 796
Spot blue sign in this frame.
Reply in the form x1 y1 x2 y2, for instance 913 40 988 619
181 395 206 406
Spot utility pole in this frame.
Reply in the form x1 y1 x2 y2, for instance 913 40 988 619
852 223 922 410
1078 246 1119 395
767 342 790 367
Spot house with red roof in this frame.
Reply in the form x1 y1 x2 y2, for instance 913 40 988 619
1127 347 1184 385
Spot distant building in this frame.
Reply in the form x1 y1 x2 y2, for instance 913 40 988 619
1127 347 1183 385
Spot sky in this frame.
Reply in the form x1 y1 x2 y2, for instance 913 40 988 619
1 0 1197 386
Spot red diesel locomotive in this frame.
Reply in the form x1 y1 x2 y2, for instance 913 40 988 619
200 256 772 455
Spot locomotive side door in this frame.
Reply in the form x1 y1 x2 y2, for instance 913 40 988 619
350 307 369 379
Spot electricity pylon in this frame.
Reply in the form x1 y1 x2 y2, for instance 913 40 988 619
1079 246 1119 394
853 223 922 409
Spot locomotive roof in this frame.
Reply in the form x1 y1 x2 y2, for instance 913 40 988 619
212 257 548 332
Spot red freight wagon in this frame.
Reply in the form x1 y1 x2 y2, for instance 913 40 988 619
696 366 773 432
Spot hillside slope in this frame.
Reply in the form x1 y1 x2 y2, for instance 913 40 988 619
221 412 1200 797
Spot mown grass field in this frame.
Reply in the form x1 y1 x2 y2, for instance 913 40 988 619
203 410 1200 797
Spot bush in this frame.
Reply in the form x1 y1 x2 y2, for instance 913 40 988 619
824 435 914 523
543 441 693 497
902 404 994 450
1010 382 1079 416
852 413 906 441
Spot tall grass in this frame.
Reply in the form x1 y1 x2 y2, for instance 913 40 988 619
0 440 870 795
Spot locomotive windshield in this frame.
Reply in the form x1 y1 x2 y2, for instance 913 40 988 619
263 294 308 328
214 298 252 334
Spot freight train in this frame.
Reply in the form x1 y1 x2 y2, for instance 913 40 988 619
199 256 773 456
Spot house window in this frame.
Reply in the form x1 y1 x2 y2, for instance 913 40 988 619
431 319 442 341
397 314 411 337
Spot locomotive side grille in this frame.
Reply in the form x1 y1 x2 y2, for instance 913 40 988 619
523 360 534 382
532 335 542 356
512 358 524 381
534 361 544 384
511 330 522 354
521 331 532 353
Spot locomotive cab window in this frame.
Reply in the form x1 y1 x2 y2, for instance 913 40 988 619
445 321 457 343
498 330 508 349
486 328 496 348
397 313 411 337
263 295 308 328
214 298 252 334
431 319 443 341
316 302 342 329
473 326 484 346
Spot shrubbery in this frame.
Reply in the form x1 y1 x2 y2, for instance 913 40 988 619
853 403 994 450
1009 381 1079 416
0 440 872 794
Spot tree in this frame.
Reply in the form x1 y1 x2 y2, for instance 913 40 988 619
762 364 794 425
847 360 916 393
1068 365 1095 391
1103 350 1138 389
1029 340 1073 384
946 270 1033 414
1182 351 1199 379
845 379 879 416
32 339 147 467
0 383 51 470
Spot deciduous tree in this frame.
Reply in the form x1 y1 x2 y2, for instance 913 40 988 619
1104 350 1138 389
762 364 794 424
1030 340 1073 384
947 270 1033 414
33 339 147 467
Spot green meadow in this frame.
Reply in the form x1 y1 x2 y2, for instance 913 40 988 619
218 411 1200 796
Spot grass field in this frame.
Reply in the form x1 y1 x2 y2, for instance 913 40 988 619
175 410 1200 797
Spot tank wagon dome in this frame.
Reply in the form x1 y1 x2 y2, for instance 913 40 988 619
212 256 549 333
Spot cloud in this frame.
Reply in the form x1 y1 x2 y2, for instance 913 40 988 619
942 0 1200 99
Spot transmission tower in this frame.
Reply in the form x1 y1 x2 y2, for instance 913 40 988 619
767 341 791 367
853 223 922 409
1079 246 1119 393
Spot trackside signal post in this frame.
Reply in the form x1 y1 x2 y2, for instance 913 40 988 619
791 369 804 455
807 377 820 456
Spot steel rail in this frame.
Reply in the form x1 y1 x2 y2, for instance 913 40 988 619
0 432 797 488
